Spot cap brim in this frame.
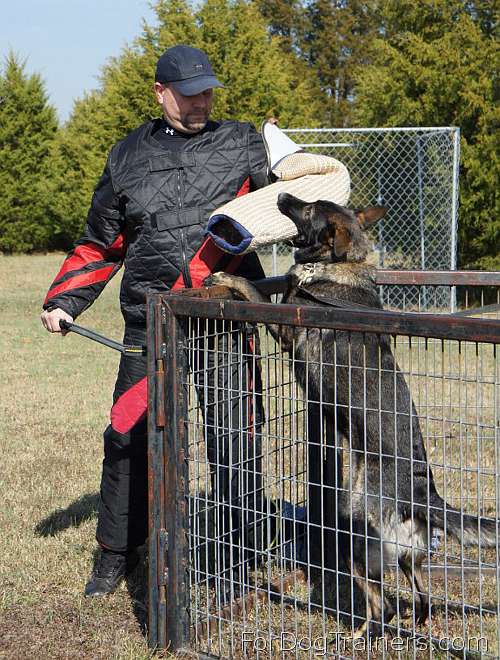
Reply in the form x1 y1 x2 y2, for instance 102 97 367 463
171 76 224 96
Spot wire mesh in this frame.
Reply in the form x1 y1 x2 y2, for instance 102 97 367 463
156 283 500 659
380 282 500 317
259 128 459 311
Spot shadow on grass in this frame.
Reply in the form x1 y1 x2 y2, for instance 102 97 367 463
125 548 148 636
34 492 99 537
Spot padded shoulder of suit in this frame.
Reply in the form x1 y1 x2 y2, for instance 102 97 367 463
217 120 259 141
109 120 155 165
208 121 264 156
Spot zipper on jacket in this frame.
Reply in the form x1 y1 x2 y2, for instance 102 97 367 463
179 228 193 288
177 169 193 288
177 169 182 211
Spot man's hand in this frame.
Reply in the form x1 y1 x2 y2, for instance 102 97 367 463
40 308 74 334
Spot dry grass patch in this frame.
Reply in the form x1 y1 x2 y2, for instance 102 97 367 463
0 254 155 659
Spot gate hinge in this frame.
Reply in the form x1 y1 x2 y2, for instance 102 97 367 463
155 338 166 360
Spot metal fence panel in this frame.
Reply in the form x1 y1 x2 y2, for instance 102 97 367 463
148 275 500 659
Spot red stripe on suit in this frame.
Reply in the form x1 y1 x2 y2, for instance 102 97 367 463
55 235 125 280
44 265 117 304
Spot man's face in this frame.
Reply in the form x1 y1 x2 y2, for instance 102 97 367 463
154 83 213 134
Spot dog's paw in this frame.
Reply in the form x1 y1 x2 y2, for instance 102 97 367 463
208 271 236 288
205 271 258 303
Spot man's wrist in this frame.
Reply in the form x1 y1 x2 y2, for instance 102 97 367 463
43 301 75 317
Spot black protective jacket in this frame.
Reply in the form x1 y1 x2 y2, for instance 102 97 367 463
44 118 268 325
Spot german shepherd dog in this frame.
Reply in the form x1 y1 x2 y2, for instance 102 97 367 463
210 192 499 636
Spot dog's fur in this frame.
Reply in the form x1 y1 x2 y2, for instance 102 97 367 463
210 193 499 635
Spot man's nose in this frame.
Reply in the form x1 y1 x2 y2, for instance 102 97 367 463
191 92 209 105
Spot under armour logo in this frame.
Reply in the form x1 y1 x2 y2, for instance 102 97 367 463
165 128 175 135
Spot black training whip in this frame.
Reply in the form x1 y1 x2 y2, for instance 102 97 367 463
58 320 145 355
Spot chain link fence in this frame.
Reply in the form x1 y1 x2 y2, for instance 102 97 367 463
258 127 460 310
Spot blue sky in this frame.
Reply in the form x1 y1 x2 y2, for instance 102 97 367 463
1 0 156 122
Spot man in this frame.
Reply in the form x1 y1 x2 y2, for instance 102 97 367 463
41 45 268 596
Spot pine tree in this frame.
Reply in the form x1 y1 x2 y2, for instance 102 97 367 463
352 0 499 269
96 0 201 143
303 0 380 126
197 0 324 125
255 0 307 53
45 92 111 250
0 52 59 252
256 1 380 126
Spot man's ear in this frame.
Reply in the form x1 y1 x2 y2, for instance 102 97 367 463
154 82 166 104
356 206 387 229
333 226 351 258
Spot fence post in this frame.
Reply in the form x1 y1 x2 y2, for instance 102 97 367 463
163 301 191 650
147 295 167 648
416 135 428 310
147 297 191 651
450 127 460 312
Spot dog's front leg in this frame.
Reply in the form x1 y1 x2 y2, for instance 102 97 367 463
208 272 295 352
209 272 269 304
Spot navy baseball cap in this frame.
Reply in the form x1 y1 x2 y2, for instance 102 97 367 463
155 45 224 96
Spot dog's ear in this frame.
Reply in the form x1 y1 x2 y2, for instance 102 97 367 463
333 226 352 258
355 206 387 229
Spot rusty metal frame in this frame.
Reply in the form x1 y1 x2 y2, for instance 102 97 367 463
374 270 500 286
170 271 500 300
147 271 500 654
164 296 500 344
147 297 166 649
148 298 192 653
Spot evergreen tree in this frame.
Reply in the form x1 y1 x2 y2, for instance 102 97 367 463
96 0 200 144
352 0 499 269
0 52 59 252
256 0 380 126
197 0 324 125
53 0 324 246
255 0 307 53
45 92 111 250
303 0 379 126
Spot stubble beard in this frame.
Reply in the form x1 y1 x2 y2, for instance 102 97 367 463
180 110 210 133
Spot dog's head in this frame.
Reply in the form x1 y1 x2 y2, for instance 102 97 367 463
277 193 386 264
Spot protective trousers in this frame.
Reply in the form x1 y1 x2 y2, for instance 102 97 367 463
96 322 265 561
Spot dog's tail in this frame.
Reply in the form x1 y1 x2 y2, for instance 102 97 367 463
428 494 499 547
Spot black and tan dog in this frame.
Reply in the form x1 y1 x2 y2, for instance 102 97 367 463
210 192 499 636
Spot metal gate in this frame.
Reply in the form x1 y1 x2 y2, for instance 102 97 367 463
262 128 460 311
148 271 500 659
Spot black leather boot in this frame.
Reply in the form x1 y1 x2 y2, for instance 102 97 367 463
84 548 139 597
